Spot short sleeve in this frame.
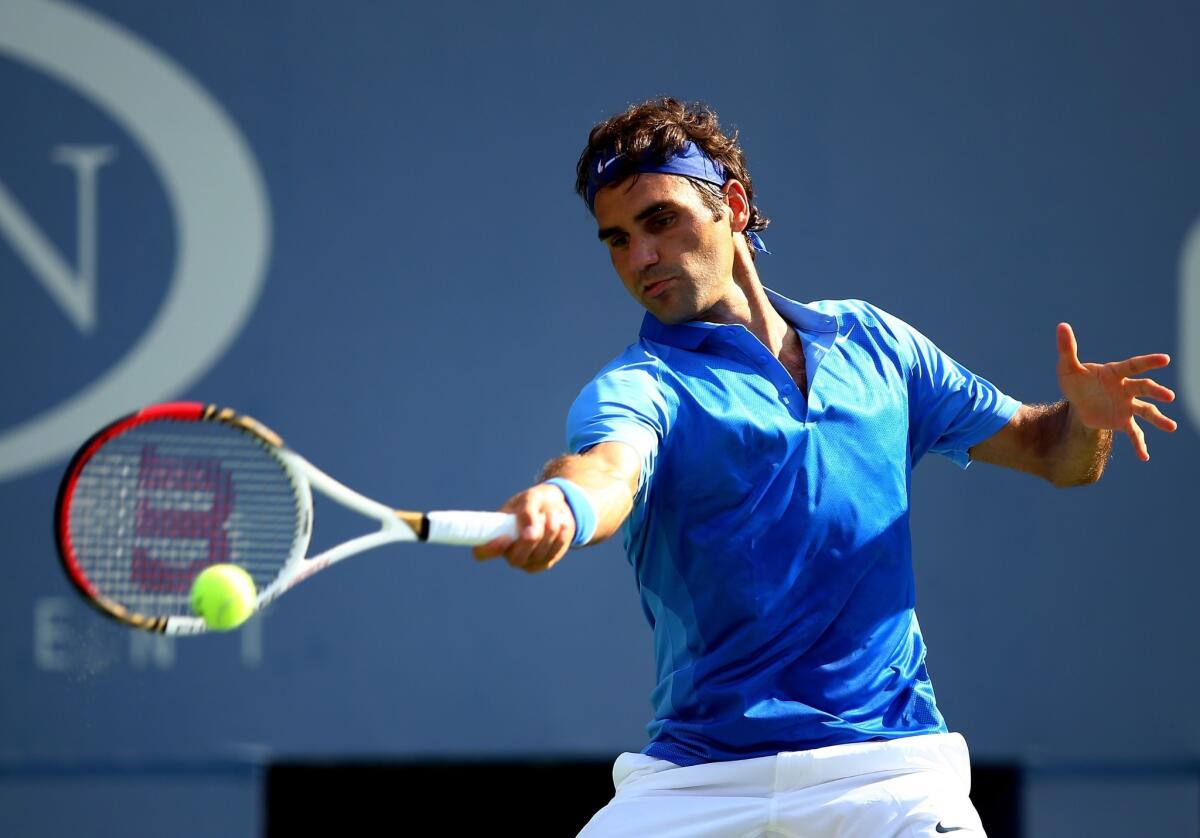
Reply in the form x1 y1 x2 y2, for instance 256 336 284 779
566 354 673 492
869 305 1020 468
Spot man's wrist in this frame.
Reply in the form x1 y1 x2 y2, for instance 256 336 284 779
1057 400 1113 484
542 477 598 546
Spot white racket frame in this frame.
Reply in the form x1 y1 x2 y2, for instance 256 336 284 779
162 446 517 635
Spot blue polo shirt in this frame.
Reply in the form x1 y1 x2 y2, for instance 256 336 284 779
566 290 1020 767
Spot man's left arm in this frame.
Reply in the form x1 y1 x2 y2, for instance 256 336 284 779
969 323 1177 486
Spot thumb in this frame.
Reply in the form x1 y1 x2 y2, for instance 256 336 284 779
1056 322 1084 374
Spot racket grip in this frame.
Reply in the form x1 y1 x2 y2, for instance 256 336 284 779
425 511 519 546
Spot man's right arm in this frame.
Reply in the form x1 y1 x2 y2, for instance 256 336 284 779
471 441 641 574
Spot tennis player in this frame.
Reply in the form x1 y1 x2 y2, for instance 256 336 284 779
474 98 1176 836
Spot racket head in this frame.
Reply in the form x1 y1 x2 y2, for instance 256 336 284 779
54 403 312 633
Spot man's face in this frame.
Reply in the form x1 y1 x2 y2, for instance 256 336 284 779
593 173 735 324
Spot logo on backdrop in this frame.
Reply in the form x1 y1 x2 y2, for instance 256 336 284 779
0 0 271 483
1183 218 1200 434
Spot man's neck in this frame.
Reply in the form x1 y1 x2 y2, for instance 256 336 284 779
699 238 791 357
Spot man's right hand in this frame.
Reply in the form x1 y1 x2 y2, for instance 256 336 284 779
472 482 577 573
471 441 642 573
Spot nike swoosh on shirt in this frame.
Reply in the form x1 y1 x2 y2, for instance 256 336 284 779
935 824 967 833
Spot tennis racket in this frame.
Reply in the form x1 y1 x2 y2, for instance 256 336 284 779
54 402 517 635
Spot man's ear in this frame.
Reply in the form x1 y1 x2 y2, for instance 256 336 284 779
722 180 750 234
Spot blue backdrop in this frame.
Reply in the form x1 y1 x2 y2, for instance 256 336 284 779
2 1 1198 833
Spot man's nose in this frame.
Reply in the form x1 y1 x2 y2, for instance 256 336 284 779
629 235 659 271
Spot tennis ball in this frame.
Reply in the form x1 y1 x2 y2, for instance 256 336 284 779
190 564 257 631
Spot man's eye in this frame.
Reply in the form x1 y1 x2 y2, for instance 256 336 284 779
609 234 628 248
654 214 674 227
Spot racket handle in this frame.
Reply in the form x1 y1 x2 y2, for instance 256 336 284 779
425 511 518 546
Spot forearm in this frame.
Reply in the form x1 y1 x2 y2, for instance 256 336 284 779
1014 401 1114 487
541 450 637 544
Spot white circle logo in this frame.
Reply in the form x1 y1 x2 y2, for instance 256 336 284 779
1181 217 1200 434
0 0 271 483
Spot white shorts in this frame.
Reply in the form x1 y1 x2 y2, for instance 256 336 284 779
578 732 986 837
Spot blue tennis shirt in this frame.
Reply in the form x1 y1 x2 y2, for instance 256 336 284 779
566 290 1019 767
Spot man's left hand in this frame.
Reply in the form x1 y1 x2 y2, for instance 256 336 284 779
1056 322 1177 461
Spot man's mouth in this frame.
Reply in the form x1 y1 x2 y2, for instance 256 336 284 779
643 277 675 298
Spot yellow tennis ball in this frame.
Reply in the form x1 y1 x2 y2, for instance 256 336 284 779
190 564 257 631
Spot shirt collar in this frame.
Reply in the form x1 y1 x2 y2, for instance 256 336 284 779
638 287 840 349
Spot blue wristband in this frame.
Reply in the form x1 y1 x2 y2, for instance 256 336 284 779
543 477 598 547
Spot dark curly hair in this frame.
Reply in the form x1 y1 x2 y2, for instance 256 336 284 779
574 97 770 238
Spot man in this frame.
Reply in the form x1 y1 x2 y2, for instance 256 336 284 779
474 98 1176 836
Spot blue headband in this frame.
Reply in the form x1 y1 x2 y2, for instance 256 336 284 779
586 141 770 254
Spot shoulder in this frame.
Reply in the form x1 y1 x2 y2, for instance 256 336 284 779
582 342 669 392
570 342 675 418
566 342 676 454
806 298 918 357
806 298 902 331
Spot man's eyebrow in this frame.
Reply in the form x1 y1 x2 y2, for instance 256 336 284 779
596 202 678 241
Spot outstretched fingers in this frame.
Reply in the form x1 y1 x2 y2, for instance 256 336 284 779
1056 322 1175 463
1126 417 1149 462
1123 377 1175 402
1132 399 1179 433
1112 353 1172 378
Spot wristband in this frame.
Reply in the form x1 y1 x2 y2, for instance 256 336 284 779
543 477 598 546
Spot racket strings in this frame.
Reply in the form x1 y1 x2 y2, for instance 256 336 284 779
66 420 304 617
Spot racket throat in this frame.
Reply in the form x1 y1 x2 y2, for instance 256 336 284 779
395 510 429 541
